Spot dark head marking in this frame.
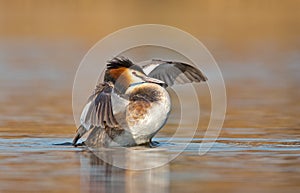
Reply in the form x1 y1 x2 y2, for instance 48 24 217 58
107 57 145 72
107 57 134 69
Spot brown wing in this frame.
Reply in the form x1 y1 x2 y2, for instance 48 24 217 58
84 82 119 128
72 82 119 146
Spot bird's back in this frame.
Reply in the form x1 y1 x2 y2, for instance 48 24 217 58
112 82 171 145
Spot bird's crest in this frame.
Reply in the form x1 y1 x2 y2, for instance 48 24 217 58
107 57 134 69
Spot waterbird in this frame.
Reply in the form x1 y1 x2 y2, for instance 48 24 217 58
73 57 207 147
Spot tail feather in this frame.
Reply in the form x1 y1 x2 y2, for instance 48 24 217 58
72 125 87 146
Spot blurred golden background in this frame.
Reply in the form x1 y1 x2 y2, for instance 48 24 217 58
1 0 299 47
1 0 299 130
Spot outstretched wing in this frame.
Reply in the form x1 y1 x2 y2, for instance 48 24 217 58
82 82 119 128
72 82 119 146
142 59 207 87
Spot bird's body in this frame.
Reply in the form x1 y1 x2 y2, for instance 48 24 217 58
73 57 207 147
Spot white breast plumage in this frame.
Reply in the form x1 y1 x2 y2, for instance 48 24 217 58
123 83 171 144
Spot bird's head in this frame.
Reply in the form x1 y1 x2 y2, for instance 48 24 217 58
104 57 166 93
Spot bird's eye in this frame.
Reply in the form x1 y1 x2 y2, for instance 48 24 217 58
132 71 143 79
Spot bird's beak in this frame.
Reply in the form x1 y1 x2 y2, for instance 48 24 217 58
142 76 167 87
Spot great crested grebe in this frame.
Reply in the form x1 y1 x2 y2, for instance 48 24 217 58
73 57 207 147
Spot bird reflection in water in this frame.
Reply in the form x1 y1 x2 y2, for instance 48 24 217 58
78 147 170 193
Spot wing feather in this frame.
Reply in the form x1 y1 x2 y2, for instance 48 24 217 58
142 59 207 87
73 82 121 145
82 82 119 129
